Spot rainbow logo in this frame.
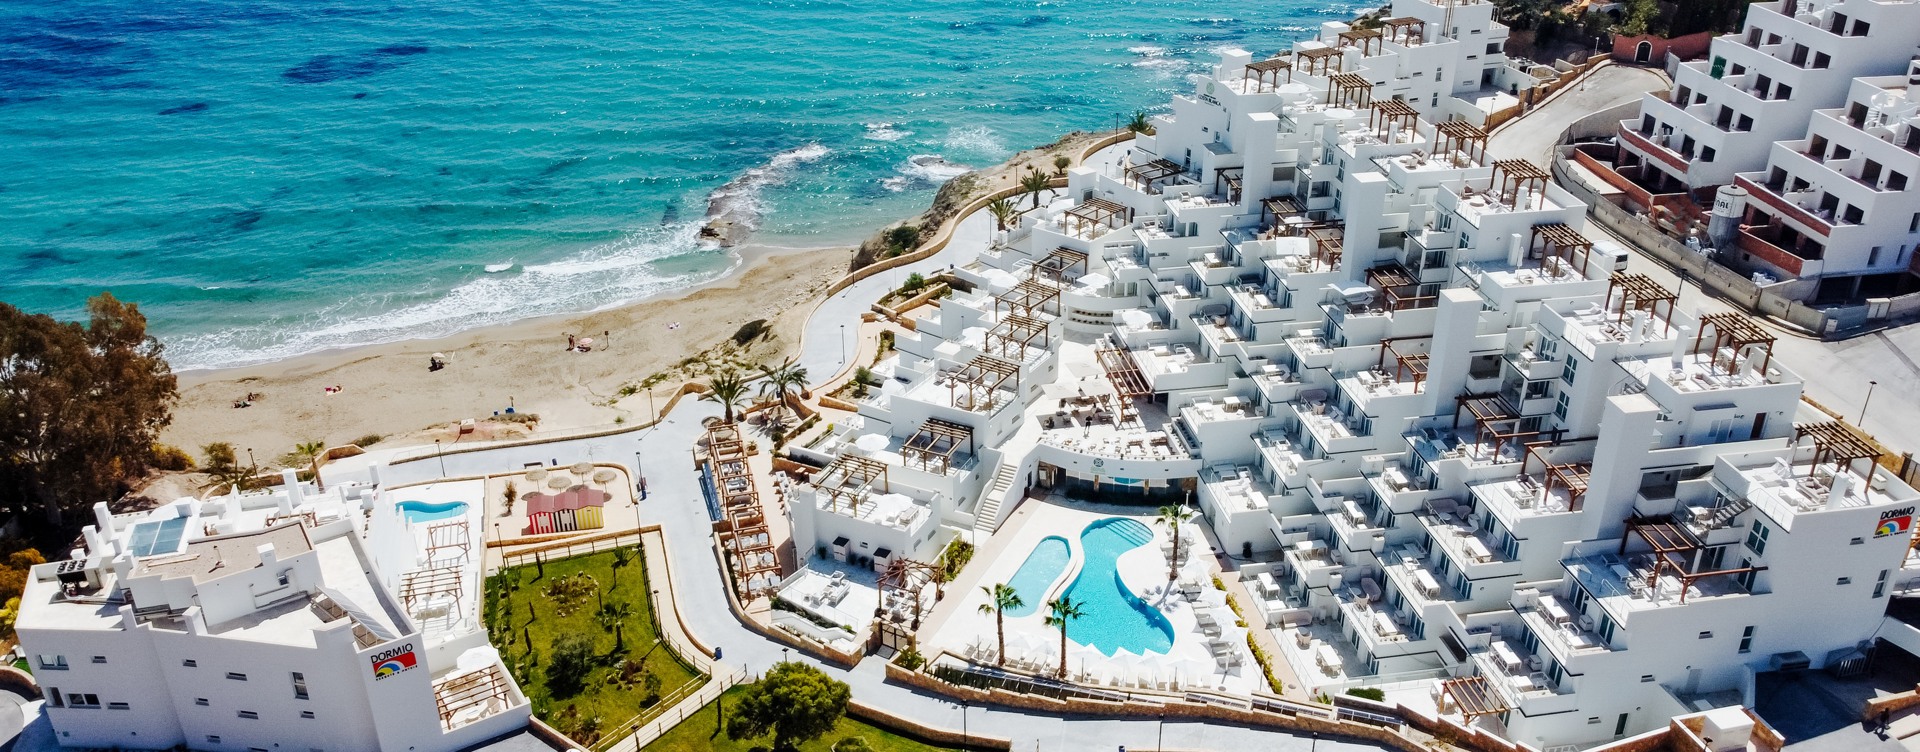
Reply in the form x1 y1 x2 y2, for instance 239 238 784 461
1877 514 1912 539
371 647 416 679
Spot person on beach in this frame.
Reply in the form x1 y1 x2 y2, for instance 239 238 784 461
566 333 576 351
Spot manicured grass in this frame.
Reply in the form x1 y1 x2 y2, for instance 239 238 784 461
486 547 704 747
642 686 963 752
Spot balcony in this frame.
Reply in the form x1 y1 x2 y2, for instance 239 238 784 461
1733 174 1832 237
1416 500 1510 570
1257 429 1318 487
1380 543 1462 607
1736 222 1823 276
1182 395 1260 425
1516 589 1613 658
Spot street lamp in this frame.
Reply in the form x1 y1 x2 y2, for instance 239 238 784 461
1311 732 1319 752
960 700 969 744
634 451 648 501
1157 712 1165 751
782 647 790 665
1861 380 1880 426
840 324 848 365
434 439 447 476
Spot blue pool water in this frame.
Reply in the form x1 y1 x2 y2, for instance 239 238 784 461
1061 517 1174 656
0 0 1350 370
1004 535 1070 617
397 500 468 524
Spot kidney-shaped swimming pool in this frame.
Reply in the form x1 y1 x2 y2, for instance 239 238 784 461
1059 517 1174 656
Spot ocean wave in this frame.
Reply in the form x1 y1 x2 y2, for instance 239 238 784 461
703 143 830 242
883 155 971 192
941 126 1004 159
863 122 911 142
167 222 727 370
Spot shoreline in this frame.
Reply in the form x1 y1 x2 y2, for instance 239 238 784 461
164 241 855 457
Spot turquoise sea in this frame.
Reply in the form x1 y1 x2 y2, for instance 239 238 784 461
0 0 1354 370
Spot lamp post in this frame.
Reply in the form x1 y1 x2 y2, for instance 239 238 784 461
1861 380 1880 426
960 700 969 744
1157 712 1165 751
434 439 447 476
840 324 848 366
1311 732 1319 752
634 451 648 501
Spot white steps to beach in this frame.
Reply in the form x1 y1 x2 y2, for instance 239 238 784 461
972 462 1020 538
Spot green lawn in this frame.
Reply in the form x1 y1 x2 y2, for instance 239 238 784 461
642 686 964 752
486 547 704 747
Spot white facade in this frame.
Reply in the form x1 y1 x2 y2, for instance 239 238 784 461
17 474 527 752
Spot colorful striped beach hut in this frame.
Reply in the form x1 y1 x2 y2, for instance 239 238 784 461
522 486 612 535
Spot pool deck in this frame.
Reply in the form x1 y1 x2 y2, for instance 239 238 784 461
923 498 1263 694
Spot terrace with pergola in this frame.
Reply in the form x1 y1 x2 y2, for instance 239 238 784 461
1439 676 1509 724
903 418 974 476
1432 120 1489 167
398 565 465 621
1604 273 1678 338
1529 223 1596 276
1260 196 1308 236
1382 16 1426 46
706 422 775 596
1369 99 1419 141
1791 421 1881 478
1243 55 1294 91
1620 515 1766 604
433 664 513 733
1487 159 1550 209
1692 312 1774 377
1124 158 1185 194
1366 264 1434 311
1329 72 1373 109
815 454 891 513
1297 46 1343 76
996 278 1062 319
947 354 1021 412
1033 246 1091 283
1520 444 1591 512
984 314 1051 362
1309 225 1345 268
1062 198 1130 240
1214 166 1244 204
1377 337 1430 391
1337 27 1384 56
1453 394 1538 461
1096 339 1152 421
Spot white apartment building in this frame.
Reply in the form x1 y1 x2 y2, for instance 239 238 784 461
798 5 1920 746
16 472 527 752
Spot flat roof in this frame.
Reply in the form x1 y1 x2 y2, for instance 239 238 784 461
133 522 312 585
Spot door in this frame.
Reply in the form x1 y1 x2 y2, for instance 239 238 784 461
1615 713 1631 737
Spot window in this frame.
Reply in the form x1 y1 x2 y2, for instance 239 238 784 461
1871 247 1882 265
1876 569 1890 598
1838 577 1852 585
90 656 105 664
1486 42 1501 54
1853 537 1865 545
1843 204 1864 224
108 702 129 710
37 655 67 671
195 698 209 706
301 710 316 719
1746 520 1770 555
1698 631 1714 639
1910 212 1919 233
1701 147 1716 162
238 710 260 720
292 672 309 700
1640 675 1656 682
226 672 248 681
1736 115 1753 132
1814 52 1831 69
208 737 221 745
66 693 100 708
1554 392 1571 421
1560 354 1578 384
182 659 197 668
1740 626 1756 653
1525 380 1552 399
1863 160 1884 185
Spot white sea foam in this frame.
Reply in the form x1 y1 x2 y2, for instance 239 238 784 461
941 126 1004 159
704 143 830 234
864 122 911 142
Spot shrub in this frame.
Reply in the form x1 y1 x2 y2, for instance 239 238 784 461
885 226 922 256
834 737 874 752
352 433 384 447
893 646 925 671
900 273 927 294
1346 687 1386 702
545 632 597 697
150 443 195 471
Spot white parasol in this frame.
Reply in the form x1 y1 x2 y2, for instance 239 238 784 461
855 434 890 452
1077 272 1110 289
983 268 1020 292
1118 308 1154 329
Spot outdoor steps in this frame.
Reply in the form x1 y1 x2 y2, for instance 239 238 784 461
1707 498 1751 528
972 462 1020 537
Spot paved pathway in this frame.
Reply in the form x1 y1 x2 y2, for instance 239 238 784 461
1488 63 1668 167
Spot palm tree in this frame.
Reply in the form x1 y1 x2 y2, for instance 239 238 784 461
1018 167 1052 210
1126 111 1155 135
977 583 1023 667
293 439 326 464
700 369 749 423
986 198 1019 232
757 358 808 420
1052 155 1072 177
1154 503 1196 586
1044 596 1085 678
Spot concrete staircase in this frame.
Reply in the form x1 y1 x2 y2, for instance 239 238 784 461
972 461 1020 538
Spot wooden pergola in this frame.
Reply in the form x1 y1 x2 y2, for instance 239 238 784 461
1124 158 1184 193
1309 225 1345 268
434 664 512 732
1521 444 1591 511
398 565 465 615
1693 312 1774 376
1605 273 1678 337
948 354 1022 412
1452 394 1538 460
817 454 890 512
1621 514 1766 603
1063 198 1130 239
1367 264 1434 310
1329 72 1373 109
984 314 1051 361
1529 223 1595 276
1488 160 1550 208
1382 16 1426 46
706 422 774 597
1214 166 1244 204
904 418 974 475
1370 99 1419 138
1440 676 1509 721
877 557 945 631
1792 421 1881 477
1298 46 1343 76
1432 120 1489 166
1378 337 1431 392
1096 339 1153 399
1338 27 1384 56
996 278 1061 319
1261 196 1308 235
1244 55 1294 91
425 520 470 562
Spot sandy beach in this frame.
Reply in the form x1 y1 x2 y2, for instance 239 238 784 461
163 243 854 459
